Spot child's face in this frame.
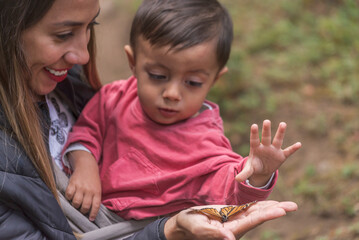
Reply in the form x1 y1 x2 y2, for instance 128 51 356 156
125 37 227 125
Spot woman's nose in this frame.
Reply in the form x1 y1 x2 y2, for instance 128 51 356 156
64 33 90 65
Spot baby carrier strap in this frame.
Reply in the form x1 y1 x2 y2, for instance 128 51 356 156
54 163 155 239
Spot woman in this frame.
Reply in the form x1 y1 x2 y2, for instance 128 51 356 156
0 0 297 239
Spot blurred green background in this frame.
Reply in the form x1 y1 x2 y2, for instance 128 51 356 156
96 0 359 239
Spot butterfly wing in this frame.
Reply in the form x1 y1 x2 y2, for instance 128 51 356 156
220 201 257 222
193 208 223 222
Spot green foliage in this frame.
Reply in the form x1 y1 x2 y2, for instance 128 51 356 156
210 0 359 157
301 113 328 137
260 230 282 240
293 178 323 200
314 237 329 240
305 164 316 177
341 164 359 179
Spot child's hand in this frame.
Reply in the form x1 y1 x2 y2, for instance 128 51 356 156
235 120 301 187
65 150 102 221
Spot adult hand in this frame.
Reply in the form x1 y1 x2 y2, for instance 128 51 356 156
164 200 298 240
236 120 302 186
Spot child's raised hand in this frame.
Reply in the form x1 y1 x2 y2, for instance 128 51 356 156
65 150 102 221
235 120 301 187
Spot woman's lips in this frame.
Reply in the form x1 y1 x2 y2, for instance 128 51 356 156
44 67 69 83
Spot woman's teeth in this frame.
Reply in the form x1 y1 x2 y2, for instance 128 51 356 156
45 67 67 76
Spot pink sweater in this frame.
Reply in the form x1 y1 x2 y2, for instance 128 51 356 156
64 76 277 220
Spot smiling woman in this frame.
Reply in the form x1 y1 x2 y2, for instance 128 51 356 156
21 0 100 99
0 0 101 239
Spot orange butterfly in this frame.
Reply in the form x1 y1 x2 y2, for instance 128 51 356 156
190 201 257 223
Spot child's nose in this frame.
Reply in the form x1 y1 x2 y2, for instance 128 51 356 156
162 83 181 101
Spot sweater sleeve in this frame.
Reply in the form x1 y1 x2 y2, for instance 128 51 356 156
192 156 277 205
235 158 278 202
124 217 169 240
63 83 114 163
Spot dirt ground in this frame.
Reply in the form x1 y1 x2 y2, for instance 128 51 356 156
96 1 357 239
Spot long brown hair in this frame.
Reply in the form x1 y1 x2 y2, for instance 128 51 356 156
0 0 101 199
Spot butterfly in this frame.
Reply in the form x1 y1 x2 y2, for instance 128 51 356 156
190 201 257 223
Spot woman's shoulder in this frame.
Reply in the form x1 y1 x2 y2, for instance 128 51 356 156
0 127 40 179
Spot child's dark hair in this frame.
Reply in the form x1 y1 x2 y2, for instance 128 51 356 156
129 0 233 70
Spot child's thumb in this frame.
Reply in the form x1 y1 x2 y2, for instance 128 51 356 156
235 164 253 183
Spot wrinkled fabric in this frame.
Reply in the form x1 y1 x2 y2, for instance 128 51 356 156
0 119 75 239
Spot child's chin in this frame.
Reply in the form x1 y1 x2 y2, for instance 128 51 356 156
155 117 179 125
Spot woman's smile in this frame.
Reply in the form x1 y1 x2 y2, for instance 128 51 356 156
44 67 70 83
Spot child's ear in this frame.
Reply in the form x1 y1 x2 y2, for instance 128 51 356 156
124 45 136 75
213 66 228 85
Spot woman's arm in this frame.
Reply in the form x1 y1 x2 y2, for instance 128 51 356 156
124 200 297 240
163 200 297 240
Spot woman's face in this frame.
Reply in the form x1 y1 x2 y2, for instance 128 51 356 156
21 0 100 99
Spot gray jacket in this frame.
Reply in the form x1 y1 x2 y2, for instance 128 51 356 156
0 66 93 239
0 127 76 239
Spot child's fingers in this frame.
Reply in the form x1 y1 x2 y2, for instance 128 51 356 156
80 193 93 215
89 195 101 221
250 124 260 149
71 190 84 209
65 183 76 201
272 122 287 149
261 120 271 146
283 142 302 158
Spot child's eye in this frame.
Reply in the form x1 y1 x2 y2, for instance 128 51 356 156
148 73 167 80
186 80 203 87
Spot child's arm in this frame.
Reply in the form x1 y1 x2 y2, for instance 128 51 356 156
65 150 102 221
235 120 302 187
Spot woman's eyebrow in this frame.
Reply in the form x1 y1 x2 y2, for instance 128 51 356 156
53 9 101 27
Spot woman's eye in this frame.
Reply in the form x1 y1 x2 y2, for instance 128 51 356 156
186 80 203 87
88 21 99 29
149 73 166 80
56 32 73 40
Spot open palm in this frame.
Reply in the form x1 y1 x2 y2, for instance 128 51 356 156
235 120 301 186
173 200 298 240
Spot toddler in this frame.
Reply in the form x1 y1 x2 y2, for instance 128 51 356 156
62 0 301 221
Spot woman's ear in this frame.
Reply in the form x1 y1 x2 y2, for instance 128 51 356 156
124 45 136 75
212 66 228 86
